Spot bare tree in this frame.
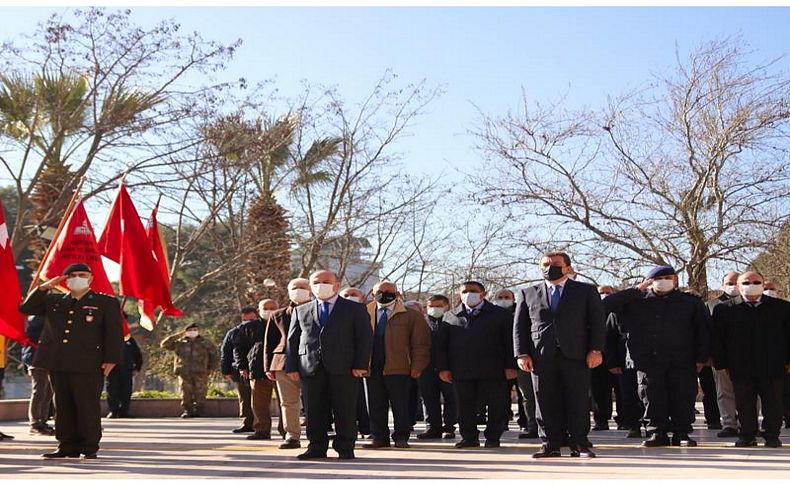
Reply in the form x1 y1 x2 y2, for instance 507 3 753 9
473 38 790 293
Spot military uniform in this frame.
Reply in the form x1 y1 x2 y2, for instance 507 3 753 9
19 288 124 456
161 331 217 416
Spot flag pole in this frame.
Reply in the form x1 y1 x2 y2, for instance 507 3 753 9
28 176 87 292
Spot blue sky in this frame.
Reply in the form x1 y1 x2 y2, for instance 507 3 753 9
3 6 789 179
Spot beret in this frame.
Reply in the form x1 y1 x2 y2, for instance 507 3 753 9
62 263 92 275
183 323 199 331
646 265 676 279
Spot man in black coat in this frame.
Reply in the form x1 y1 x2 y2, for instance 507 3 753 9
105 334 142 418
712 271 790 448
19 262 124 459
605 266 709 448
514 252 606 458
23 315 54 435
220 311 254 434
437 281 517 449
285 270 373 460
603 310 645 439
706 271 740 438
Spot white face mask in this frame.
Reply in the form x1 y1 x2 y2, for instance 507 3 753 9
599 293 610 300
344 295 363 304
741 283 764 297
652 279 675 293
493 299 513 308
461 292 482 307
288 288 311 304
427 306 446 319
723 285 738 297
185 330 199 338
764 290 778 298
66 276 90 292
311 283 336 300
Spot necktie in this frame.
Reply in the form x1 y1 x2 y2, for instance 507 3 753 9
550 285 562 313
319 301 330 328
376 309 388 338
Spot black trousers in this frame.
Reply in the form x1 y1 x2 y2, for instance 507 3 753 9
783 374 790 425
532 352 591 448
617 368 645 428
303 364 358 454
732 375 783 440
356 378 371 435
236 379 254 428
698 366 720 427
367 373 412 442
516 369 538 433
418 368 457 432
590 365 616 425
106 368 133 415
637 360 697 435
455 377 510 442
50 370 104 455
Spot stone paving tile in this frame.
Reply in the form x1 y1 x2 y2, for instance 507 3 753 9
1 416 790 479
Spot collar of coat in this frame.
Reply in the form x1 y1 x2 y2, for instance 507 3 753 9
366 299 408 330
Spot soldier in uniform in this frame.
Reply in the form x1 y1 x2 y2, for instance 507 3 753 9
18 262 124 459
161 323 218 418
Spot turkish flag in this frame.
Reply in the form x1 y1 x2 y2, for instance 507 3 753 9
98 183 181 331
0 200 28 345
138 204 181 329
38 199 129 338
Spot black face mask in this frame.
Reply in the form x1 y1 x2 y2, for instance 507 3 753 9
542 265 565 281
374 291 397 304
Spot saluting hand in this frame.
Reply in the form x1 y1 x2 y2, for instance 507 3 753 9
39 275 68 291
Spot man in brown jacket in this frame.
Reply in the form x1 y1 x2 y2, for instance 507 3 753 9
363 281 431 449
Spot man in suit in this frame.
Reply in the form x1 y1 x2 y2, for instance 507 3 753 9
105 334 142 418
713 271 790 448
706 272 740 438
605 266 709 448
339 286 372 439
285 270 373 460
514 252 606 458
437 281 517 449
19 262 124 459
362 281 430 449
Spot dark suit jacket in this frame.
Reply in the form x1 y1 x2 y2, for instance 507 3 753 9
19 288 124 373
285 296 373 377
513 279 606 362
435 301 516 380
712 295 790 379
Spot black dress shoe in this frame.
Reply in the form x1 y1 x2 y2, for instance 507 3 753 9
569 445 596 458
362 440 391 449
454 440 480 449
246 432 271 440
297 449 327 460
83 453 98 459
764 438 782 448
484 440 500 448
394 440 410 448
626 428 642 439
671 434 697 447
279 439 301 449
233 426 255 433
416 430 442 439
734 437 757 447
0 431 15 440
519 430 539 439
337 450 355 460
42 451 81 459
532 445 561 458
717 427 738 438
642 432 670 447
592 423 609 431
442 431 456 439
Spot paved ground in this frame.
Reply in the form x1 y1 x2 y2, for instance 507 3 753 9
2 413 790 479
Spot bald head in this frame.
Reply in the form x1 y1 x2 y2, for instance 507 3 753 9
309 270 340 300
722 271 739 287
340 287 365 303
258 299 278 313
373 280 398 294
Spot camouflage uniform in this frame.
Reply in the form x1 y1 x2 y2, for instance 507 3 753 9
161 332 218 416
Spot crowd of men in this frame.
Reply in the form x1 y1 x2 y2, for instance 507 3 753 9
6 253 790 460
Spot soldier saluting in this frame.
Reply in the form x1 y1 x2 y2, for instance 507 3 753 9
19 262 124 459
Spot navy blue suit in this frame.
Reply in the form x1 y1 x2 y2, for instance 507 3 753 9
513 279 606 448
286 296 372 454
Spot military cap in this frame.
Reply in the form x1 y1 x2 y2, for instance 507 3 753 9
646 265 676 279
183 323 199 331
62 263 92 275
